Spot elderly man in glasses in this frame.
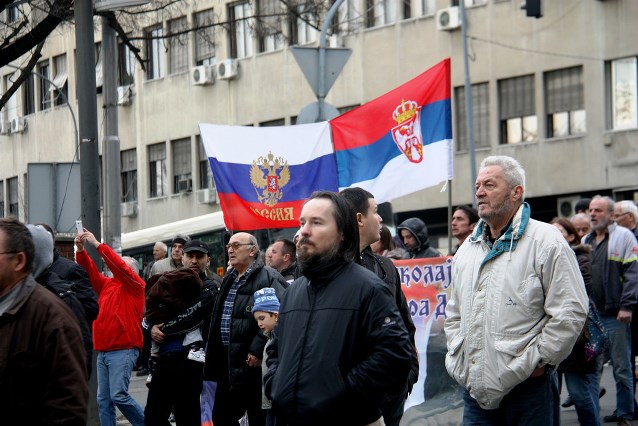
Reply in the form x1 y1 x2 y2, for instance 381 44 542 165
204 232 288 426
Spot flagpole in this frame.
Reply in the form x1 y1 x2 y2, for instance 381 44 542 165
448 179 453 255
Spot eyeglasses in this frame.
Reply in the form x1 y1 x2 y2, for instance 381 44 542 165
225 242 253 251
0 251 18 256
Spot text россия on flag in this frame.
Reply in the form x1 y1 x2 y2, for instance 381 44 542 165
330 57 453 204
199 122 338 231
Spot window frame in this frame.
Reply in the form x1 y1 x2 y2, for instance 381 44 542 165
498 74 537 145
148 143 167 198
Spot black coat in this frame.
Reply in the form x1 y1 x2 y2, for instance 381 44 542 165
204 257 288 386
265 262 412 426
357 247 419 394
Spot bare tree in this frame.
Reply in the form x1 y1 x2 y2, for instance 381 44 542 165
1 0 364 111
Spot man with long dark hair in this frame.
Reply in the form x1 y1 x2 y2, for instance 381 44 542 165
265 191 412 425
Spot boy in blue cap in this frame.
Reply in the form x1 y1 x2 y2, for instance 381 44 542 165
252 287 280 426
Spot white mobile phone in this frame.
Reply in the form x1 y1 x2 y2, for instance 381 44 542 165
75 220 83 233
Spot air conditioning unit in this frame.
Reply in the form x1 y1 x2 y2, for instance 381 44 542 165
0 120 10 135
11 117 26 133
120 202 138 218
117 85 133 106
557 196 580 218
436 6 461 31
196 188 217 204
191 65 215 86
178 178 193 193
216 59 238 80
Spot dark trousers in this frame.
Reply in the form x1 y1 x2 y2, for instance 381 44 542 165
381 393 406 426
462 367 559 425
212 379 265 426
144 352 203 426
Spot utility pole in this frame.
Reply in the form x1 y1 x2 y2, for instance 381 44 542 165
102 17 121 253
75 0 102 262
74 0 101 423
460 0 477 207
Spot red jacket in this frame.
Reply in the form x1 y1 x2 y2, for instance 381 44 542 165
76 244 145 352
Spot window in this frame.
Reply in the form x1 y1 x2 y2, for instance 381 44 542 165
366 0 396 28
51 54 68 107
118 41 136 86
229 2 253 59
23 73 35 115
257 0 284 53
8 177 18 218
168 17 189 75
0 180 4 218
3 74 19 122
148 143 167 198
121 149 137 203
452 0 487 6
455 83 490 151
259 118 285 126
8 5 19 23
172 138 192 193
146 26 165 80
38 61 51 111
198 136 214 190
402 0 434 19
195 9 216 66
498 75 537 144
544 66 585 138
609 57 637 130
289 4 318 45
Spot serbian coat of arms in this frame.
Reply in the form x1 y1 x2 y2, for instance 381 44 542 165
250 152 291 206
391 99 424 163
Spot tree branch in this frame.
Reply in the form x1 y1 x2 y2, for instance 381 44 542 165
0 41 45 113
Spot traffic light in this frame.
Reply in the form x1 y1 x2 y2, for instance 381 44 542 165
522 0 543 19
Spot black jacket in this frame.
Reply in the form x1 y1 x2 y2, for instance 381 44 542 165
49 249 99 325
265 262 412 426
204 257 288 386
146 270 220 347
358 247 419 395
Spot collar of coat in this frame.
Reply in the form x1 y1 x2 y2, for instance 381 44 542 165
468 202 531 266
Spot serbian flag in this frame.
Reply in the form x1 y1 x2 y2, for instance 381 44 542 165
199 122 338 231
331 58 453 203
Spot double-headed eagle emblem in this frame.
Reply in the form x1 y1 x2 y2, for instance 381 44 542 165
250 152 290 206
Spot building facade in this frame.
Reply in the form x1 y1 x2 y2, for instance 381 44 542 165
1 0 637 251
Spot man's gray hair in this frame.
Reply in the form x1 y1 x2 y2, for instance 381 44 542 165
154 241 168 253
570 212 589 223
616 200 638 222
480 156 526 194
592 195 615 213
122 256 140 275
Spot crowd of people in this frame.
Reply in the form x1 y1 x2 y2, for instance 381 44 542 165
1 154 637 426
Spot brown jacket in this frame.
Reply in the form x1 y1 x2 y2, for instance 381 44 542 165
0 275 89 425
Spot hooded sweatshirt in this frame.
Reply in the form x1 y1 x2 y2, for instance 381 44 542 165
396 218 442 259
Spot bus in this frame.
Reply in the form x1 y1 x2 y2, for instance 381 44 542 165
121 211 298 277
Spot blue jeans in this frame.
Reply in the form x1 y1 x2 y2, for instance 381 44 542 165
97 348 145 426
599 315 634 420
564 372 600 426
462 367 559 425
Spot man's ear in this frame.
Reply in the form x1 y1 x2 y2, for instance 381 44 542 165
356 212 365 228
512 185 524 202
13 252 28 274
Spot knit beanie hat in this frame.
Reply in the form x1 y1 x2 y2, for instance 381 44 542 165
27 224 53 279
252 287 280 314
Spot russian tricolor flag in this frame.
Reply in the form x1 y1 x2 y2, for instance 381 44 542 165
330 58 453 203
199 122 338 231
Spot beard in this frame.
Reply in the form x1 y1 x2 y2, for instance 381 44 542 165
479 196 517 224
297 238 341 271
